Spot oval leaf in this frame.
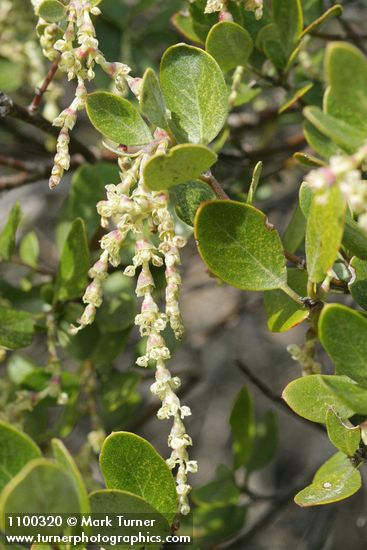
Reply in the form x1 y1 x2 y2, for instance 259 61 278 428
143 144 217 190
294 452 361 507
38 0 66 22
194 201 287 291
319 304 367 387
86 92 152 146
140 68 168 130
205 21 253 72
0 459 81 532
0 422 41 492
306 185 346 283
282 374 367 423
160 44 228 144
326 409 360 456
100 432 178 523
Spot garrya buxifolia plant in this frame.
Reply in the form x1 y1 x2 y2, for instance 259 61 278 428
1 0 367 546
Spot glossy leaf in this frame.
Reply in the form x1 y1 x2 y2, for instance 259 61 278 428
326 409 360 456
55 218 90 302
86 92 152 146
349 257 367 308
100 432 178 522
0 306 34 349
319 304 367 387
0 421 41 492
140 68 168 130
160 44 228 144
0 459 81 531
229 386 254 470
52 439 90 514
264 269 308 332
171 180 216 227
282 375 367 423
38 0 66 22
306 185 346 283
143 144 217 190
19 231 39 268
0 202 21 261
325 42 367 132
195 201 287 291
294 452 361 506
205 21 253 72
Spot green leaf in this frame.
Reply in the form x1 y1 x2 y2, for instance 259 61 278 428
256 0 303 68
160 44 228 144
86 92 152 146
301 5 343 38
319 304 367 387
0 306 34 349
229 387 254 470
279 83 313 114
0 57 23 93
0 202 21 261
189 0 218 43
192 465 240 507
246 410 278 472
38 0 66 22
294 452 361 506
171 12 203 44
19 231 39 268
0 459 81 532
325 42 367 132
303 106 366 152
247 161 262 205
301 182 367 259
303 120 339 158
143 144 217 191
205 22 253 73
306 185 346 283
90 490 170 547
282 204 306 253
171 180 216 227
52 439 90 514
97 274 137 333
294 152 326 168
57 163 119 250
7 354 37 385
0 421 41 492
349 257 367 309
264 268 308 332
326 409 360 456
140 68 168 130
55 218 90 302
194 201 287 291
100 432 178 522
192 505 246 544
283 374 367 423
343 218 367 260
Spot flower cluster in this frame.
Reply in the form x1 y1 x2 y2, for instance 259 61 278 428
33 0 132 188
72 138 197 515
306 143 367 232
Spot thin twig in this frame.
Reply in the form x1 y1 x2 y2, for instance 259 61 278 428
235 359 325 433
200 171 230 200
28 56 60 114
0 92 96 162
